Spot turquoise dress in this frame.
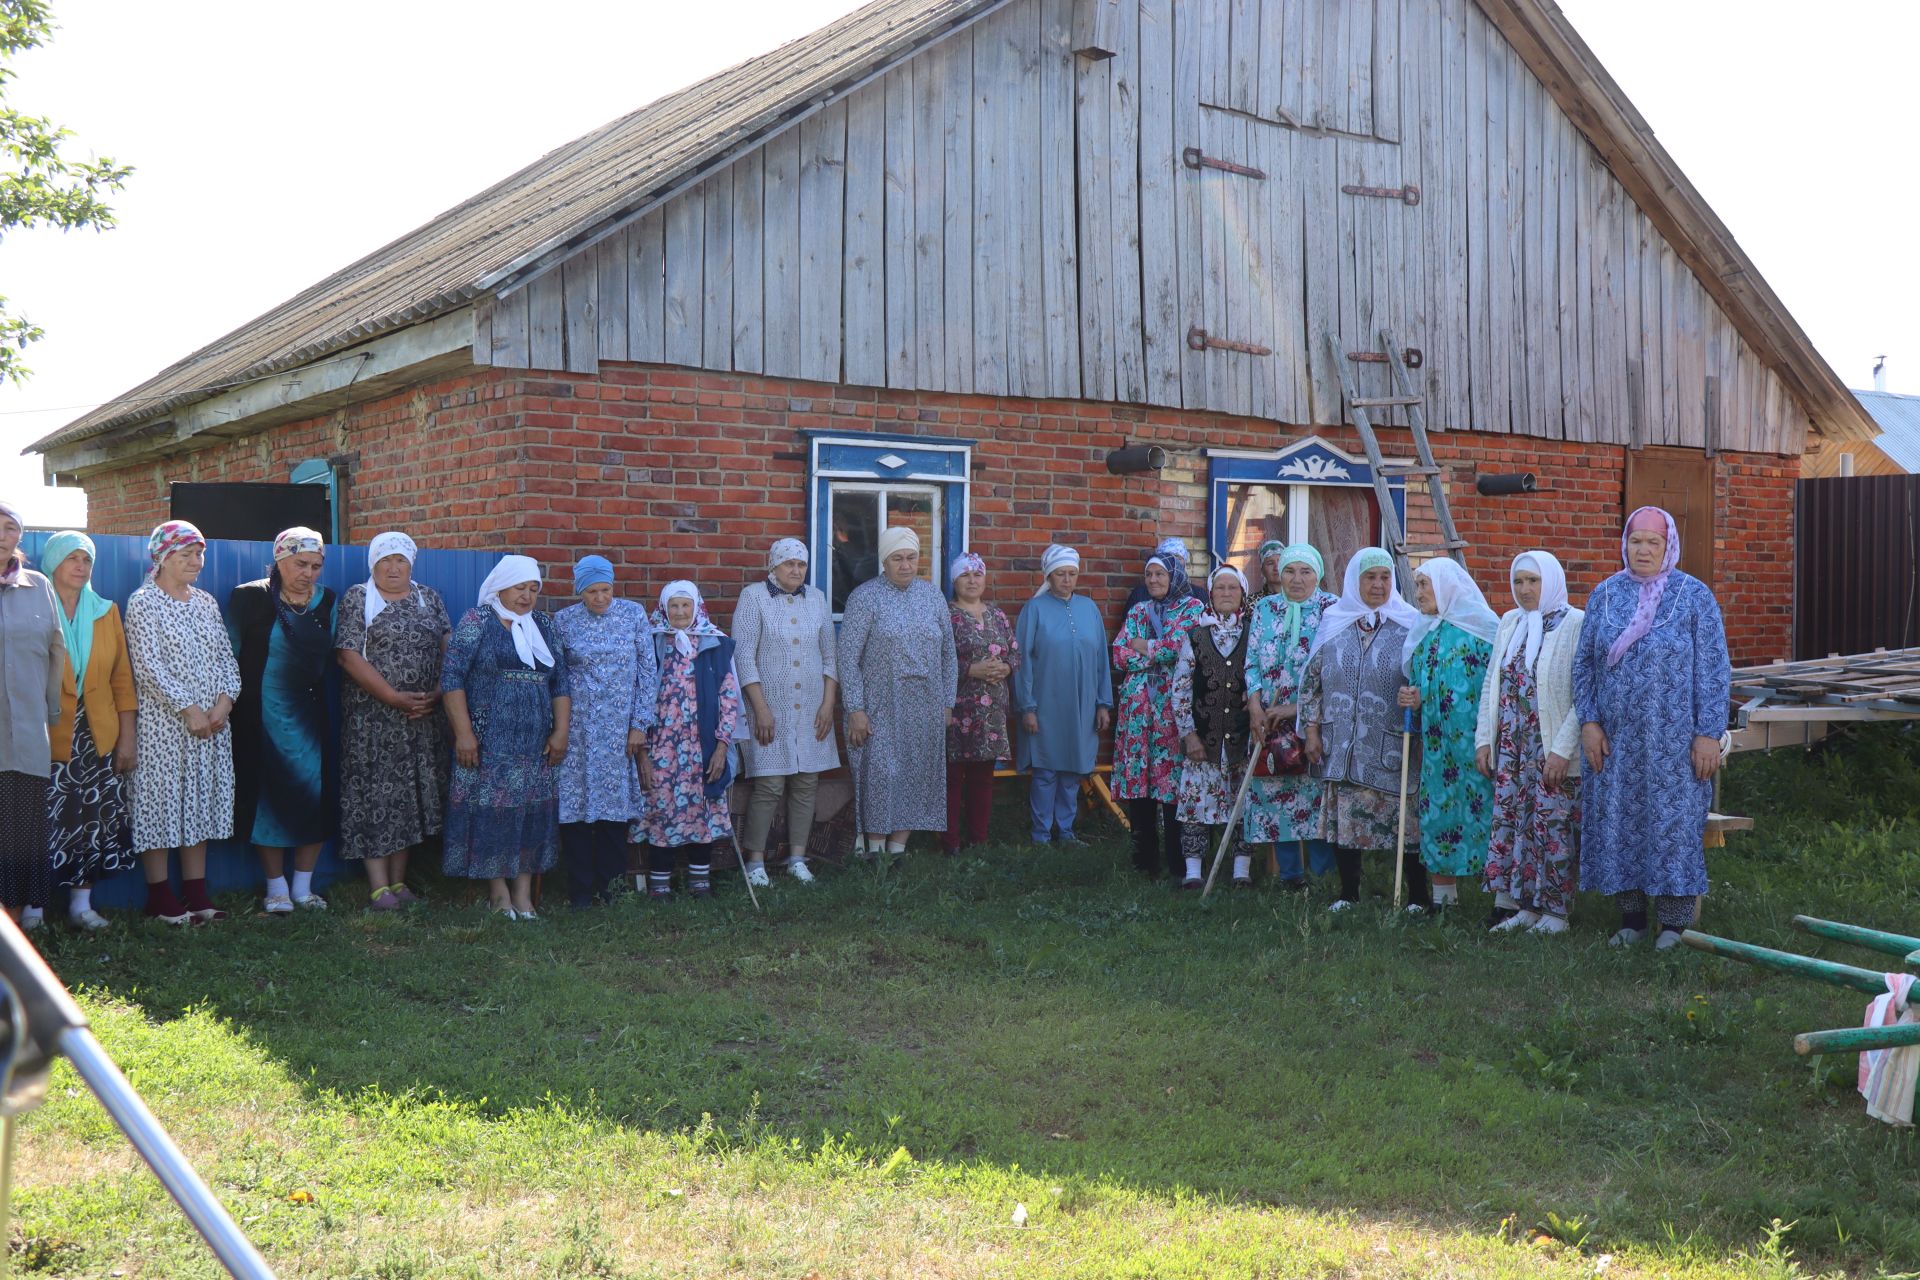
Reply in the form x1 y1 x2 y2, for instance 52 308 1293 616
1243 589 1339 845
227 579 336 848
1408 620 1494 876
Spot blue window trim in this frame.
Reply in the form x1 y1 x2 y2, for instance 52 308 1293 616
804 432 973 610
1205 438 1407 557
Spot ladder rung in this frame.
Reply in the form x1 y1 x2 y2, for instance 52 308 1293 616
1349 395 1424 408
1399 540 1470 555
1381 465 1444 477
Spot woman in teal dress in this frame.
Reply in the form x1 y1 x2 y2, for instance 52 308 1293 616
1244 543 1339 888
1399 558 1499 909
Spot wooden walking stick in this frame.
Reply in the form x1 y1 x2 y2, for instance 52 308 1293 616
1201 737 1263 899
728 826 763 912
1392 705 1414 910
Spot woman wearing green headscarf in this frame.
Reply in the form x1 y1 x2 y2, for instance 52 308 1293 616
44 531 139 930
1244 543 1339 887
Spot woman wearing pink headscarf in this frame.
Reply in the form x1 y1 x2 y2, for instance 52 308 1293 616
1571 507 1730 951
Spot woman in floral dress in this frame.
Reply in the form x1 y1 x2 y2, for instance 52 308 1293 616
945 553 1019 853
1244 544 1339 889
1109 546 1202 877
1476 551 1583 934
635 581 744 898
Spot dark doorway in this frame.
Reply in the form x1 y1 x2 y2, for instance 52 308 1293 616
171 483 332 543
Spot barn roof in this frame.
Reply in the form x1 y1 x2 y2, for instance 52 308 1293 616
34 0 1877 458
1854 390 1920 473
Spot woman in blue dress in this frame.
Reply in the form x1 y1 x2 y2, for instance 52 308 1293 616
1013 544 1112 845
442 555 571 920
227 527 336 916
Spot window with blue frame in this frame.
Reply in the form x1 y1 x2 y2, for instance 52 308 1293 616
806 433 972 615
1207 439 1407 590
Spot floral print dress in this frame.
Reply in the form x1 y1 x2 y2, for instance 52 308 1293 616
1408 620 1494 876
1242 589 1338 842
635 638 745 848
1484 610 1576 916
948 603 1020 762
1108 596 1202 801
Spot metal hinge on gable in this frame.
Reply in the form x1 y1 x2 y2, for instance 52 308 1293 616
1187 326 1270 357
1182 147 1266 179
1341 182 1421 206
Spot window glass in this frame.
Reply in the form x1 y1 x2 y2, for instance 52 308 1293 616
1222 484 1289 589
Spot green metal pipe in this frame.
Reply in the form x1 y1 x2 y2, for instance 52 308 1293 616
1680 931 1892 995
1790 915 1920 962
1795 1023 1920 1056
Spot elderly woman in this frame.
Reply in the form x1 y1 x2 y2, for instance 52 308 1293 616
1575 507 1731 950
126 520 242 925
553 554 657 908
228 527 336 915
1300 548 1425 913
1249 539 1291 608
1244 544 1339 888
1477 551 1584 934
442 555 571 920
335 531 452 911
1110 545 1203 877
1014 545 1112 846
1400 558 1499 912
1122 536 1206 617
635 581 745 897
1171 566 1257 889
839 527 957 860
733 538 836 885
946 552 1019 854
0 505 64 928
44 532 137 930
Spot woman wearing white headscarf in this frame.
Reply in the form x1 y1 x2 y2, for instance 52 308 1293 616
335 531 452 910
1298 548 1424 911
733 538 837 885
635 581 744 898
838 526 957 859
1013 544 1112 844
440 555 570 919
1398 558 1500 910
1476 551 1584 934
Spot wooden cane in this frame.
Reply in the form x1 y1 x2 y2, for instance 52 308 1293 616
1392 705 1414 910
1201 737 1263 899
727 827 762 912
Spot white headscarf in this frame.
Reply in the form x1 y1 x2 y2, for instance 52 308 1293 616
1404 558 1502 675
1040 543 1080 583
477 554 554 669
1201 564 1250 627
362 531 420 636
1502 551 1571 673
656 579 718 658
1308 548 1421 661
877 526 920 567
767 537 809 571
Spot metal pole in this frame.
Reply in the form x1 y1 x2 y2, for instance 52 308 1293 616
56 1027 277 1280
0 1115 14 1280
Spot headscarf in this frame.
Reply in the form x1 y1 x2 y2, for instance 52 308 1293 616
1605 505 1681 668
1502 551 1571 673
653 580 725 659
1404 558 1502 675
1270 543 1327 652
1142 545 1191 638
477 554 553 669
767 538 809 571
0 501 25 586
1257 539 1287 576
1153 537 1189 568
1040 544 1080 588
43 531 109 686
363 531 420 636
877 525 920 567
272 527 324 563
949 551 986 588
1309 547 1420 660
267 530 333 668
146 520 205 578
573 554 614 595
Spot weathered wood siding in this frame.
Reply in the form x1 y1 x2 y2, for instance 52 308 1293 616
483 0 1806 455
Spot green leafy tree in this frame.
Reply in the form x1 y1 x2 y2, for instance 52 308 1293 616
0 0 131 383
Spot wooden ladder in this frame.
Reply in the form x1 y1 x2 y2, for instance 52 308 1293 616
1323 328 1468 594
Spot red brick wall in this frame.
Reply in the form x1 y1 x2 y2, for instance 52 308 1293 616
76 363 1793 664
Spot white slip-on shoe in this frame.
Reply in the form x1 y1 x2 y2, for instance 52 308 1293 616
1654 928 1686 952
293 894 329 911
263 894 295 915
71 908 111 931
1528 913 1569 935
1491 910 1540 933
787 859 816 884
1608 926 1647 947
745 865 771 888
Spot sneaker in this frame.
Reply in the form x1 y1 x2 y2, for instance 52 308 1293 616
293 894 329 911
190 907 228 923
690 881 714 899
787 859 815 884
493 906 519 921
1608 926 1647 947
1404 903 1427 916
1328 898 1355 913
70 908 110 931
20 913 42 932
1528 913 1569 935
517 909 541 921
647 885 673 900
1654 927 1687 952
368 889 403 914
263 894 295 915
1491 910 1540 934
745 865 771 888
390 885 421 905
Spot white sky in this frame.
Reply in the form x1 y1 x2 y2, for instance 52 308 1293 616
0 0 1913 527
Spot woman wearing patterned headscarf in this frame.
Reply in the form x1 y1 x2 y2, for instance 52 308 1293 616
733 538 836 885
43 532 138 930
228 527 337 915
441 555 570 920
1244 543 1339 888
945 551 1019 854
126 519 242 924
635 580 745 898
553 554 657 907
0 504 66 928
1171 565 1258 888
1251 540 1291 607
1110 543 1204 877
1014 544 1112 845
1574 506 1730 950
335 531 452 910
1122 536 1207 618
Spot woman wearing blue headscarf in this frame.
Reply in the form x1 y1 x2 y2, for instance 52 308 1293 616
1244 543 1339 888
1110 543 1204 876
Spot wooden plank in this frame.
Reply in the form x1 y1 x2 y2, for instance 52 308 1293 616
971 6 1011 395
561 249 599 375
1552 109 1577 441
1277 0 1306 123
1511 51 1537 436
911 51 946 390
595 232 627 364
1618 196 1643 447
701 167 734 373
1265 123 1304 421
1300 135 1340 422
627 207 665 364
1199 108 1235 411
528 264 566 372
471 296 496 367
1108 0 1147 403
1332 140 1370 410
883 65 917 389
1316 0 1341 130
730 152 764 375
492 285 530 369
1138 0 1181 405
761 129 802 377
1173 0 1206 406
1399 0 1431 428
1230 114 1259 418
1074 0 1124 55
1008 0 1048 396
1677 258 1706 447
1373 0 1400 143
1439 0 1469 431
1657 242 1680 446
799 102 848 385
1463 3 1490 429
942 29 975 392
1040 0 1080 397
1638 211 1664 448
662 183 704 369
1528 67 1557 439
1350 0 1374 139
843 79 887 388
1590 158 1625 446
1486 34 1517 433
1076 42 1117 401
1227 0 1260 115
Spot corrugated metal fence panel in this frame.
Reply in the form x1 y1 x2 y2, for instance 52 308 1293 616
1794 476 1920 660
20 533 502 910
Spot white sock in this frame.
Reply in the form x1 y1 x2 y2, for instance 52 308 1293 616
20 906 42 926
292 870 314 900
886 840 907 855
69 886 92 916
1232 855 1251 879
265 876 289 899
1185 856 1202 880
1494 890 1517 910
788 850 807 867
1433 883 1458 905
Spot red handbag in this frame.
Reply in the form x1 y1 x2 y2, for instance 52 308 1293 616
1251 728 1309 777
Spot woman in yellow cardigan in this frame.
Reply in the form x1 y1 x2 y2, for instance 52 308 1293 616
44 532 138 931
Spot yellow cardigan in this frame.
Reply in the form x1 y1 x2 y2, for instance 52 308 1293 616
52 603 138 764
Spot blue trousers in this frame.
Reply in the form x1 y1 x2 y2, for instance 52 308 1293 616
1274 838 1337 881
1028 769 1082 841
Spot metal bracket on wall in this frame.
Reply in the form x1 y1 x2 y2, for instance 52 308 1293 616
1187 326 1271 357
1341 182 1421 206
1182 147 1267 179
1348 348 1423 369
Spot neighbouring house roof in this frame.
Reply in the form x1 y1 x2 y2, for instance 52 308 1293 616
1855 390 1920 472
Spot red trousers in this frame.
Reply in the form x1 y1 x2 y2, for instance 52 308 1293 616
945 760 995 851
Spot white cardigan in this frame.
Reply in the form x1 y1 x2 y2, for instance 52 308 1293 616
1474 607 1585 775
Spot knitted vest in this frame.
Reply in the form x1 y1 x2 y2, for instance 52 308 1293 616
1191 622 1250 761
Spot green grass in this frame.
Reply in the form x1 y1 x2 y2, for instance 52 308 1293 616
15 728 1920 1278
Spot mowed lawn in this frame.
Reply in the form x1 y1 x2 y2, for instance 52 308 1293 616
16 729 1920 1278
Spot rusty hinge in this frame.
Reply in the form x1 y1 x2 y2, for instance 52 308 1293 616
1182 147 1267 179
1188 326 1270 356
1348 348 1423 369
1341 182 1420 206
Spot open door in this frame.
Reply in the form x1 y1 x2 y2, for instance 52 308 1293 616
1625 448 1715 583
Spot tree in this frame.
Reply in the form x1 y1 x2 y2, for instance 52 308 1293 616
0 0 131 383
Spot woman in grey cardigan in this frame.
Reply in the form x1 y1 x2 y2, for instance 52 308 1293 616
0 502 69 927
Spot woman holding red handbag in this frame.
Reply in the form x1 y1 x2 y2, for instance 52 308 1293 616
1244 543 1339 890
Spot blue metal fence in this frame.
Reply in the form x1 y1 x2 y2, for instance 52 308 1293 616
23 533 502 910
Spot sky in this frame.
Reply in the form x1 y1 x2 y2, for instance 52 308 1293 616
0 0 1913 527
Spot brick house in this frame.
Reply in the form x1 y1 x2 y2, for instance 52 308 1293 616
32 0 1873 668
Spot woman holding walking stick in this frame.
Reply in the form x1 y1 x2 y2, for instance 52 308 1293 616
1170 565 1258 890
